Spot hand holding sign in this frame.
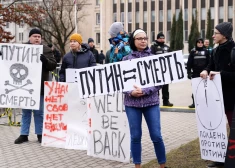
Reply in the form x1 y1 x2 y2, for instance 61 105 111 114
40 54 48 64
209 71 220 80
131 85 144 97
200 70 208 79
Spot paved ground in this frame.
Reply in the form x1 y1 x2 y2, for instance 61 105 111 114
0 80 199 168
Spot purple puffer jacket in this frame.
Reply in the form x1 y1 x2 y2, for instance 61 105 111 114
122 48 162 108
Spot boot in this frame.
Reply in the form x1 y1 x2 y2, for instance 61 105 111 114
14 135 28 144
188 104 195 108
163 101 173 107
37 135 42 143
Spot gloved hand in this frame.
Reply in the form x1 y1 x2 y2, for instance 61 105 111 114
40 54 48 64
187 73 192 79
117 42 125 50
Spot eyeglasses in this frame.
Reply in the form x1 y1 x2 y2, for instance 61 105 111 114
197 41 203 44
213 32 221 35
134 37 148 41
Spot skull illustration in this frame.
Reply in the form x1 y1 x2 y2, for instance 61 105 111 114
10 63 29 85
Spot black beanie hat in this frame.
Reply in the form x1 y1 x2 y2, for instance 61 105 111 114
88 38 94 43
157 32 165 39
215 22 233 39
29 28 42 37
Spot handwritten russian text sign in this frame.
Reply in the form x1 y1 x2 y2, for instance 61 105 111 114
42 81 69 148
192 75 228 162
89 93 130 163
0 43 43 109
65 83 88 150
76 50 187 98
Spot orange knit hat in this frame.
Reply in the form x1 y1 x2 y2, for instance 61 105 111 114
70 33 83 44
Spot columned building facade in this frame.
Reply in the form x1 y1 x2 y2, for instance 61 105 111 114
95 0 234 54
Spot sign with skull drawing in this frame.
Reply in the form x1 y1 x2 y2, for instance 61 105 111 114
0 43 43 110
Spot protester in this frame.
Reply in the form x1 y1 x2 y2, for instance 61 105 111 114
98 50 105 64
105 49 110 64
88 38 99 63
59 33 96 82
123 29 166 168
108 22 131 63
150 32 173 107
14 28 57 144
187 38 210 108
204 39 213 55
200 22 235 167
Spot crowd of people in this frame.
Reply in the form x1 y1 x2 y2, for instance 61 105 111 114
13 21 235 168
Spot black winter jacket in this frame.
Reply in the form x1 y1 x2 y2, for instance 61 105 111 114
187 47 210 78
59 44 96 82
26 42 57 95
205 40 235 111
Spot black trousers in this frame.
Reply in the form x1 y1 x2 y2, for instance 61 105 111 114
162 84 169 103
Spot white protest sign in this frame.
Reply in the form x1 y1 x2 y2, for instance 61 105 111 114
192 75 228 162
75 50 187 98
65 83 88 150
66 68 78 83
89 93 130 163
0 43 43 109
42 81 69 148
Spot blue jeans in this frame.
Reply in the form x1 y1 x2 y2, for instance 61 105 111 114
125 105 166 164
20 95 44 135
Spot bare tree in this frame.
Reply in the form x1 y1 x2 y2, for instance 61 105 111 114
0 1 44 42
23 0 88 56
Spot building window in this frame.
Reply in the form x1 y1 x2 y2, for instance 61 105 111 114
228 6 233 19
96 13 100 25
128 12 132 23
219 6 224 19
201 29 205 39
167 30 171 42
19 32 24 41
210 7 215 19
159 10 163 22
184 30 188 41
175 9 180 20
113 0 117 4
136 11 139 23
128 0 132 2
121 12 124 23
121 0 124 3
19 20 24 28
96 33 100 44
184 9 188 21
201 8 206 20
6 22 9 28
151 11 155 22
167 10 171 22
113 13 117 22
96 0 100 6
151 31 155 42
143 11 147 23
192 8 196 18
